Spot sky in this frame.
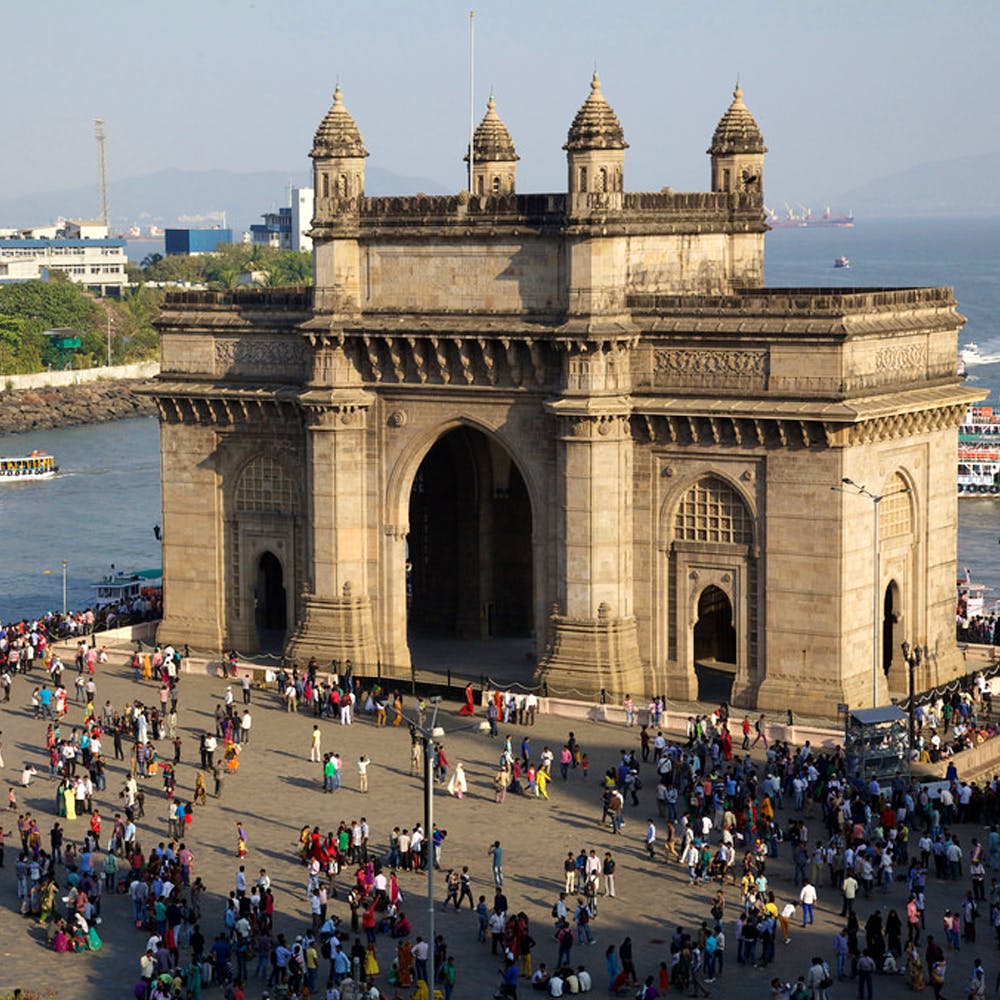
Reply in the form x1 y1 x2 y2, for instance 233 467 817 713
5 0 999 210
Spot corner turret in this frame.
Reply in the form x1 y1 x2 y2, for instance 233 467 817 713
564 71 627 197
708 81 766 194
465 94 519 196
311 85 369 212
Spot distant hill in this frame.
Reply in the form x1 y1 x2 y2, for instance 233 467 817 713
833 152 1000 216
0 166 449 232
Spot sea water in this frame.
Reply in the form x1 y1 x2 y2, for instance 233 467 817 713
0 216 998 622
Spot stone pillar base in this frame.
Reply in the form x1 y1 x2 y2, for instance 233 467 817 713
755 674 849 717
536 612 645 700
157 617 224 656
663 661 699 703
285 593 380 671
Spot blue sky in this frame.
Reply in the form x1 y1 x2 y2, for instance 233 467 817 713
6 0 998 207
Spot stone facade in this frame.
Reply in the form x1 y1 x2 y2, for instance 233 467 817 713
147 80 982 713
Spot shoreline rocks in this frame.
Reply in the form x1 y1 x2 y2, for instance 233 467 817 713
0 379 157 436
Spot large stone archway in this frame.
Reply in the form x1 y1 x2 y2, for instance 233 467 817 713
406 426 534 666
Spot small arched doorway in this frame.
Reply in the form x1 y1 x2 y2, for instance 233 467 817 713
256 551 287 651
407 426 533 677
694 585 737 701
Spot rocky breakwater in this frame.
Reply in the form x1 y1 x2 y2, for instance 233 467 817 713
0 379 157 434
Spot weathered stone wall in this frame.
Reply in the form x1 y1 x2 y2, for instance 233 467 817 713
0 380 157 435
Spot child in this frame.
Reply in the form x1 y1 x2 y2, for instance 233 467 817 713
581 753 590 779
7 788 16 810
236 821 247 858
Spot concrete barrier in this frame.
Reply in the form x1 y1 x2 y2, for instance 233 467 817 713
1 361 159 391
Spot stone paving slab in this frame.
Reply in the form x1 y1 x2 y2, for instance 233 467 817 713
1 641 998 999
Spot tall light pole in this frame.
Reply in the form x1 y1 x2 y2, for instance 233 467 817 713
106 313 113 368
901 641 924 762
834 478 909 707
61 559 67 616
394 695 443 994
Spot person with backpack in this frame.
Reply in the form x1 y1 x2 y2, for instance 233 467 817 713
574 898 594 945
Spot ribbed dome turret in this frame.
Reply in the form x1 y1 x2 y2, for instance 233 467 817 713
564 72 628 151
311 85 369 159
708 83 766 155
465 95 519 164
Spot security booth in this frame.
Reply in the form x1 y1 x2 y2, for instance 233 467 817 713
845 706 910 782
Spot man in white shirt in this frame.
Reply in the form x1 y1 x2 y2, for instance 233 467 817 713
799 880 818 926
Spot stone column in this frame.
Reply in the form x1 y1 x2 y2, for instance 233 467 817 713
285 384 380 669
537 393 644 699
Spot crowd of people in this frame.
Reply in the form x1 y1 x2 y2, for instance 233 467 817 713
6 610 1000 999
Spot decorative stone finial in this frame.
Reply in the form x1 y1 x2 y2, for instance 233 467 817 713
311 82 369 160
564 70 628 151
708 80 766 155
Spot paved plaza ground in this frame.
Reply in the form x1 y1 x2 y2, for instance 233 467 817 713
1 638 999 999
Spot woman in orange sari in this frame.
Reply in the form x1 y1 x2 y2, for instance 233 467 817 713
458 683 476 716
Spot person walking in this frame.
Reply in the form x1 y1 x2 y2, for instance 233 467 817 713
309 726 322 763
856 949 876 1000
645 819 657 860
800 879 817 927
489 841 504 888
602 852 616 898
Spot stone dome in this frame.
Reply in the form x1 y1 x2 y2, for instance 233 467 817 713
311 84 369 159
564 71 628 152
465 95 519 163
708 83 767 155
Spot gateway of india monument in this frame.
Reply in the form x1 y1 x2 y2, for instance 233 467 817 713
149 75 980 714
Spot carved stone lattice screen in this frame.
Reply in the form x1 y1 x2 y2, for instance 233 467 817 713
235 455 298 514
879 473 913 540
674 476 754 544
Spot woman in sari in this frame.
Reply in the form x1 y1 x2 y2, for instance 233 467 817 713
397 938 414 986
63 784 76 820
905 941 925 990
458 683 476 716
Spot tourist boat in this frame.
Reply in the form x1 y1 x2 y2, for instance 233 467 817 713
958 405 1000 496
958 570 1000 619
834 256 850 268
960 342 1000 367
93 568 162 605
0 451 57 481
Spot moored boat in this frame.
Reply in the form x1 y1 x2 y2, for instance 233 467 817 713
834 256 850 268
958 405 1000 496
0 451 57 481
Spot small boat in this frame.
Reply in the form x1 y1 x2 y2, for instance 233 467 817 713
0 451 57 481
834 256 850 269
960 342 1000 367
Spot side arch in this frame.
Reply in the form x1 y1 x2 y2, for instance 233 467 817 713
657 472 761 706
226 450 303 654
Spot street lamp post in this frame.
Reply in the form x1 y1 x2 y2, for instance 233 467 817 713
834 478 910 708
61 559 67 616
901 640 924 761
394 695 443 995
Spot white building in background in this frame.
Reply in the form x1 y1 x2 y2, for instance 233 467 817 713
248 187 314 252
0 220 128 295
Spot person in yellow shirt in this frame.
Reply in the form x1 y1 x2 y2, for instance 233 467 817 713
537 768 550 800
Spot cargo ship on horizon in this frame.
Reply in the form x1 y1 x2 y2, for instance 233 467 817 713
766 204 855 228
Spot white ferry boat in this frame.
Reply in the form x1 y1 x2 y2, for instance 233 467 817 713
0 451 57 481
961 343 1000 367
959 405 1000 496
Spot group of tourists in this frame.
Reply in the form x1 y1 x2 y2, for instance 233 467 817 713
9 603 1000 999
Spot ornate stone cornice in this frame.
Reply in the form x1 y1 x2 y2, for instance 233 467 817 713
632 400 971 450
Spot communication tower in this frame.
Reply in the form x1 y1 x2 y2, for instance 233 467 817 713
94 118 109 228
